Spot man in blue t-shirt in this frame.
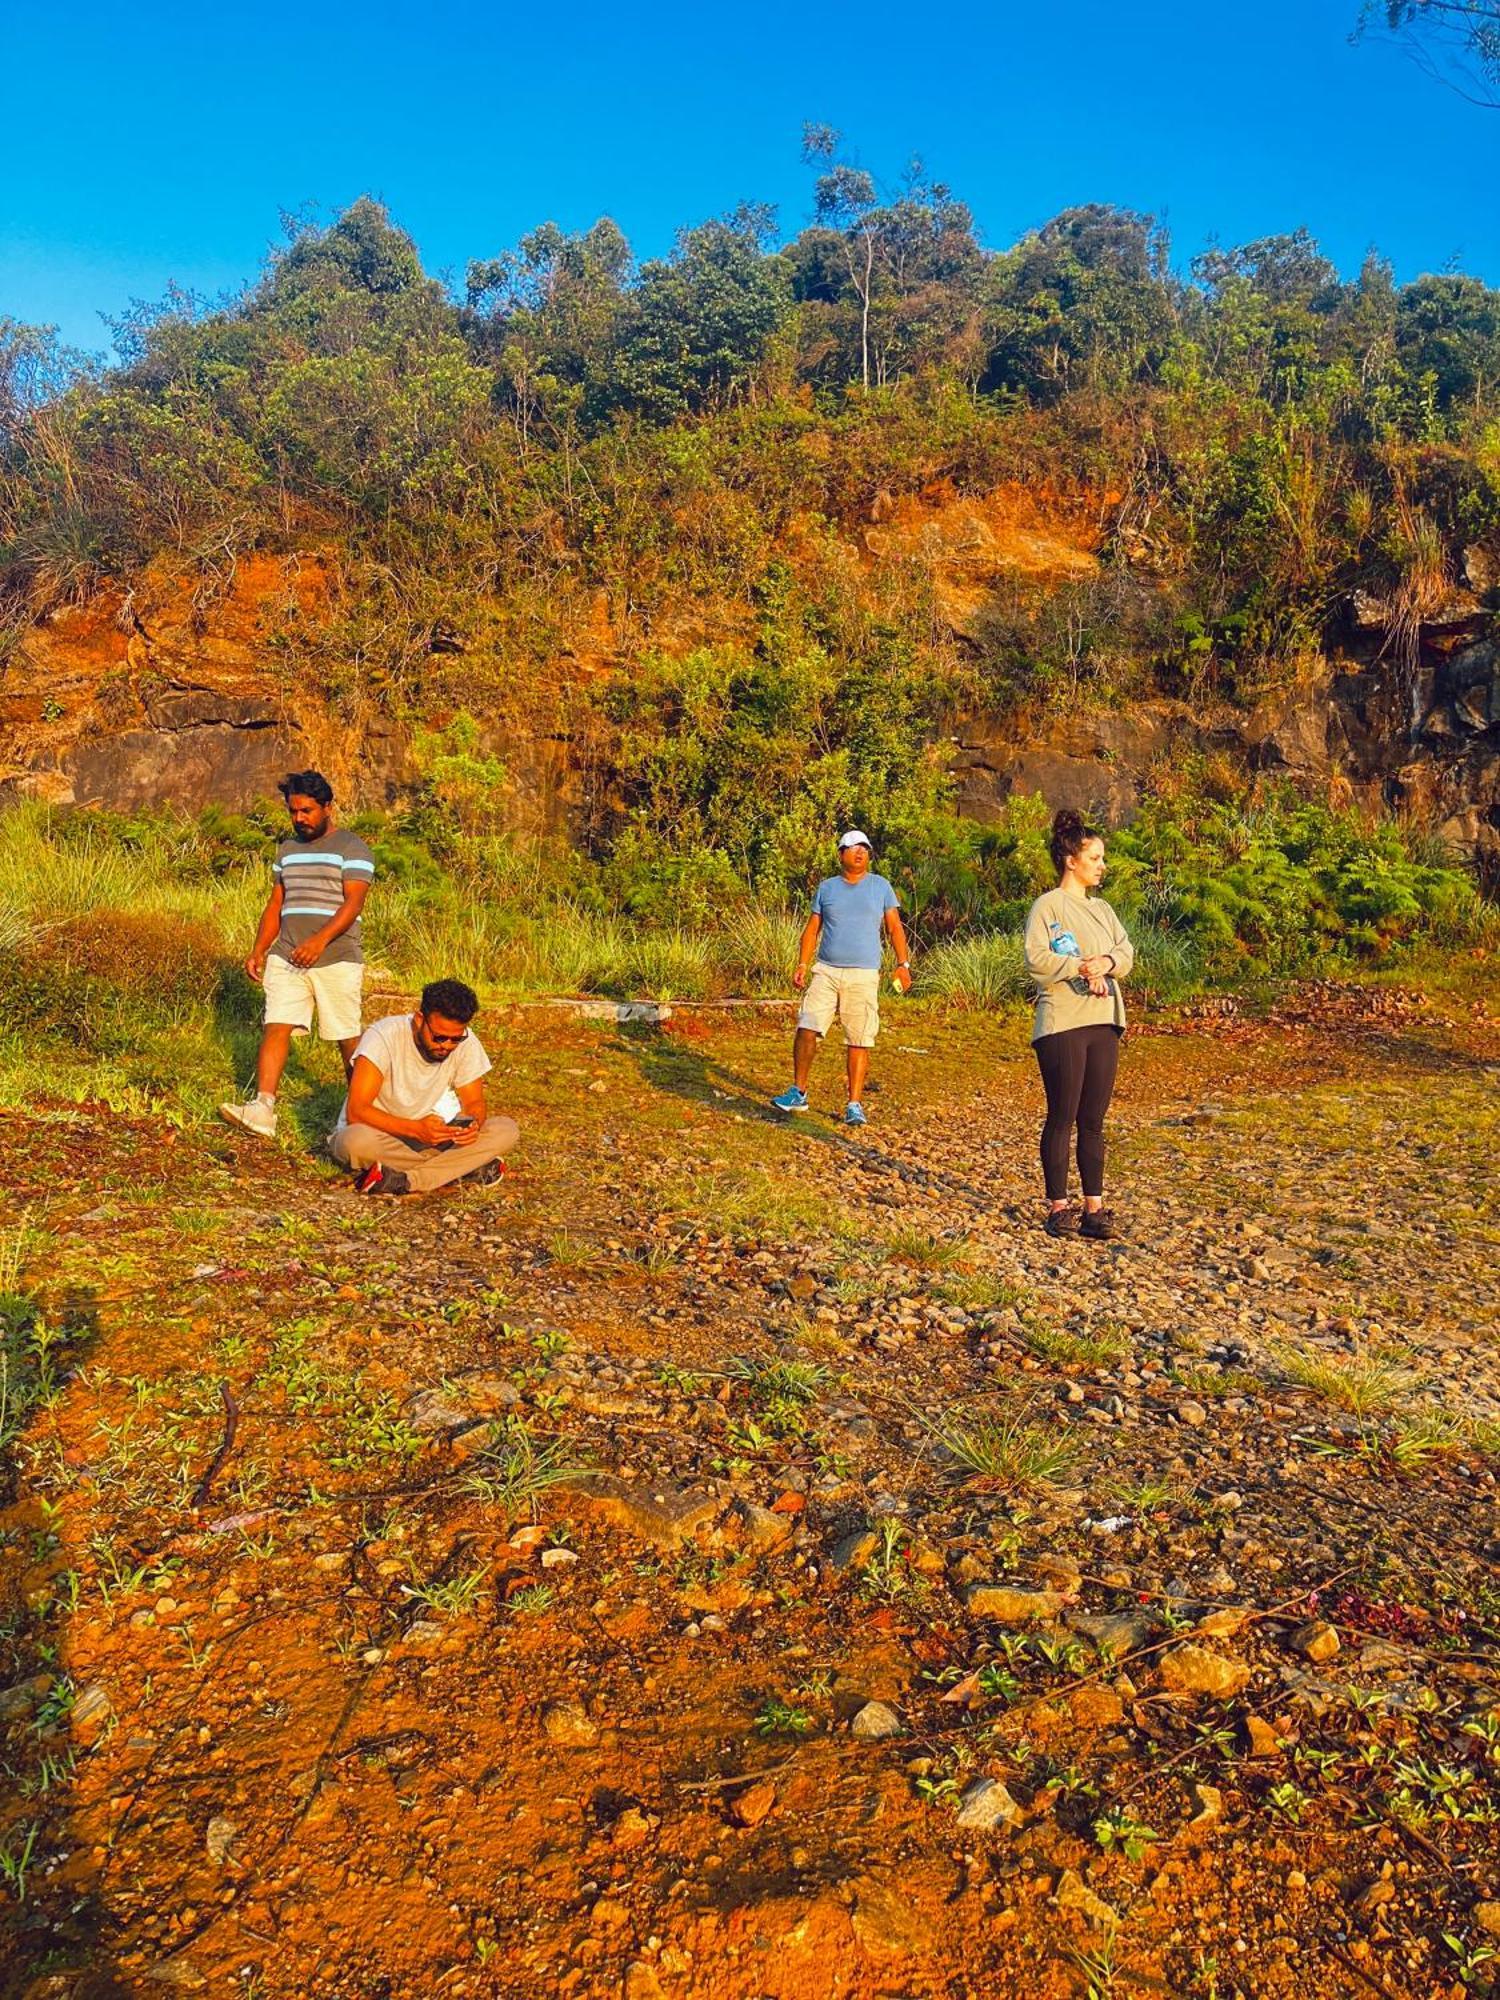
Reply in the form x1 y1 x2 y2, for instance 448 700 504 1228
772 830 912 1126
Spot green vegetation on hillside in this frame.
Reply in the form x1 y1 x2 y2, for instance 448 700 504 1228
0 787 1490 1124
2 143 1499 993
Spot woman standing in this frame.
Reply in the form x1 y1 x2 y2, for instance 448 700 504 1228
1024 809 1134 1239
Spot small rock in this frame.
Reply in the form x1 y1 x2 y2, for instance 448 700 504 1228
205 1815 239 1865
1066 1611 1154 1659
831 1529 880 1574
1157 1644 1252 1698
1244 1715 1282 1757
965 1583 1064 1625
954 1778 1023 1830
851 1876 927 1957
851 1700 904 1740
732 1500 794 1559
1353 1878 1395 1916
1289 1618 1340 1663
540 1547 578 1569
1052 1868 1118 1926
0 1676 48 1722
623 1964 664 2000
541 1697 598 1747
1177 1401 1208 1428
731 1779 777 1827
1473 1900 1500 1938
1194 1607 1250 1638
1068 1685 1125 1729
1189 1782 1222 1829
402 1388 470 1435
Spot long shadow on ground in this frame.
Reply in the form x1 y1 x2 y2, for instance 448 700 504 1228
613 1023 1022 1224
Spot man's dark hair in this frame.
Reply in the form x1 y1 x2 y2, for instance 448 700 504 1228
420 978 479 1024
278 770 334 806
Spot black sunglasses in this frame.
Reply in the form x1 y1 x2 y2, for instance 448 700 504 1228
418 1017 469 1047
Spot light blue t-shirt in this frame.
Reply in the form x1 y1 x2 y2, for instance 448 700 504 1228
811 872 899 969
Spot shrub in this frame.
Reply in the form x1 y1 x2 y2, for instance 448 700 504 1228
35 910 224 1004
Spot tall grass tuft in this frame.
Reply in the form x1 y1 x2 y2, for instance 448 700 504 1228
919 1398 1077 1489
919 920 1203 1009
920 931 1030 1008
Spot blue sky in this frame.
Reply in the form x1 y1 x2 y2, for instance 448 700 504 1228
3 0 1496 357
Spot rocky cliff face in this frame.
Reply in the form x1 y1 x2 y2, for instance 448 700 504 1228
3 503 1496 884
950 549 1500 888
2 555 336 811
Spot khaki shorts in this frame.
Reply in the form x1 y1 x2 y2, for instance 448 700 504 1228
263 955 364 1042
797 964 881 1048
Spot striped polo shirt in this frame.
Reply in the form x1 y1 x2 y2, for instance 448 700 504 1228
271 829 376 968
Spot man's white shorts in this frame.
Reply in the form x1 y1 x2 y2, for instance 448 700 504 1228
797 964 881 1048
263 955 364 1041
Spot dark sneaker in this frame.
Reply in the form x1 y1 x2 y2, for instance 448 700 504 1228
354 1162 412 1197
1044 1207 1081 1238
469 1159 505 1188
1080 1208 1117 1241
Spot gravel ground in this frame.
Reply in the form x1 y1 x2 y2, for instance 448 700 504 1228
1 984 1498 2000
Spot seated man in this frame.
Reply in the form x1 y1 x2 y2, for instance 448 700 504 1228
329 978 519 1197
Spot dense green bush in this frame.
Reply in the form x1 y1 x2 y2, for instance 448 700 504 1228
1108 780 1495 973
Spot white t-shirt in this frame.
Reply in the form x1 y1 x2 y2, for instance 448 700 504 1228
336 1013 491 1130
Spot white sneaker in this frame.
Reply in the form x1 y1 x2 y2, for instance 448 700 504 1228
219 1097 277 1139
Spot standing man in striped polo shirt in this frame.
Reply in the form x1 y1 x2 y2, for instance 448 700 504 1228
220 770 376 1140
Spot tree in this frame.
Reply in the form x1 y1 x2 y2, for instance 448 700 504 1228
1187 231 1347 401
264 196 429 301
794 129 984 390
1356 2 1500 106
465 219 631 445
803 124 881 391
986 204 1176 399
0 321 89 453
1395 272 1500 408
617 208 790 420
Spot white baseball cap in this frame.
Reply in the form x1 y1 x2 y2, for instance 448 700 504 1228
838 828 872 851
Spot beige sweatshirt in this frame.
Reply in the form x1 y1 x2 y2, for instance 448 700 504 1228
1023 888 1135 1042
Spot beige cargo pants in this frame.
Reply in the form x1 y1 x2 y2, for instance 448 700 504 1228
329 1115 520 1193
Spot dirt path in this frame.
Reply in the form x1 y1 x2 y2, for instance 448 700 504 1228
2 992 1499 2000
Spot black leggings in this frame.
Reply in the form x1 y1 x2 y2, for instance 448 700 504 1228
1034 1025 1122 1201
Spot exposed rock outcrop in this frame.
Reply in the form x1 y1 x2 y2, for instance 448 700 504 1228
3 517 1496 882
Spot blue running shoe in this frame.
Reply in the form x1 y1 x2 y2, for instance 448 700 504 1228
772 1085 809 1113
843 1101 867 1127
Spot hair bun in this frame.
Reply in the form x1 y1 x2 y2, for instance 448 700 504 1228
1049 804 1101 877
